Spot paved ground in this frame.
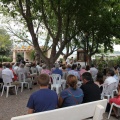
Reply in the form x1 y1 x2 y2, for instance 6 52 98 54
0 85 118 120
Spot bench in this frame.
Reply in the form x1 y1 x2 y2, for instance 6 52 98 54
11 99 107 120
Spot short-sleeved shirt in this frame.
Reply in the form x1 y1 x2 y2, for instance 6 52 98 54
2 68 14 83
27 89 58 113
60 87 84 107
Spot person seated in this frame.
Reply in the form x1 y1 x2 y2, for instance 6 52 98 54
58 75 84 108
17 64 33 89
10 63 18 81
104 69 117 85
41 64 51 75
90 64 98 78
68 64 80 80
81 72 101 103
109 85 120 118
61 65 67 80
0 63 3 83
94 72 104 93
52 64 63 77
80 66 87 80
27 74 58 113
2 63 20 95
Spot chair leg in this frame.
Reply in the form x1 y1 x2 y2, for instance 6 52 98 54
21 83 23 92
28 83 30 89
15 86 17 95
1 86 4 96
6 87 9 98
108 104 114 119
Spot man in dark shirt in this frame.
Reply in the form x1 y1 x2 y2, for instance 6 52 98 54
81 72 101 103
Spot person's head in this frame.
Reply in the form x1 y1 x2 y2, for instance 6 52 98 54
5 63 10 68
42 64 47 69
38 74 50 86
66 75 77 90
62 65 66 70
37 63 40 65
91 64 94 67
82 72 93 84
55 63 60 68
15 62 20 66
71 64 77 70
20 64 25 68
67 64 71 68
96 72 104 85
107 69 114 76
86 65 90 71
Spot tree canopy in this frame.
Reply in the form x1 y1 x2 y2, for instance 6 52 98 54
0 0 119 67
0 28 12 56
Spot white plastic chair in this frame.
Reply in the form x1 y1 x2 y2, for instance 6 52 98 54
51 74 62 94
18 72 29 92
108 103 120 119
1 74 17 98
101 82 118 101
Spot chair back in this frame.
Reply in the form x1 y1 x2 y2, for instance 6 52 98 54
18 72 26 82
31 67 37 74
101 82 117 97
51 74 61 85
2 74 12 85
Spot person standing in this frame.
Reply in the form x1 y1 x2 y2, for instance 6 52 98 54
27 74 58 113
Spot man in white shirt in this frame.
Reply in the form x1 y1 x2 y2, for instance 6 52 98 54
36 63 42 75
90 64 98 77
2 63 20 94
104 69 117 85
13 62 20 74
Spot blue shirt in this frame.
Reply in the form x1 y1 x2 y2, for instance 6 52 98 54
60 87 84 107
52 68 63 77
27 89 58 113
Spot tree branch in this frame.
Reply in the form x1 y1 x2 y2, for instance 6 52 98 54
41 0 54 39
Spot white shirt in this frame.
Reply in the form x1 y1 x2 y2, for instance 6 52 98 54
2 68 14 83
13 66 19 74
104 76 117 85
36 65 42 74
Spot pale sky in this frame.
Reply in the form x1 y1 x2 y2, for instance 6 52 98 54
113 45 120 51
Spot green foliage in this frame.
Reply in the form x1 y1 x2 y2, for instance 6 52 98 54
0 28 12 56
0 56 12 62
0 0 119 68
29 50 35 61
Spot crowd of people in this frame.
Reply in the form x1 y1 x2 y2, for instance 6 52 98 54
0 59 120 118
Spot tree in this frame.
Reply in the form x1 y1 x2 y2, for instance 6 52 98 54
75 0 120 65
0 0 101 68
1 0 119 68
0 28 12 62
